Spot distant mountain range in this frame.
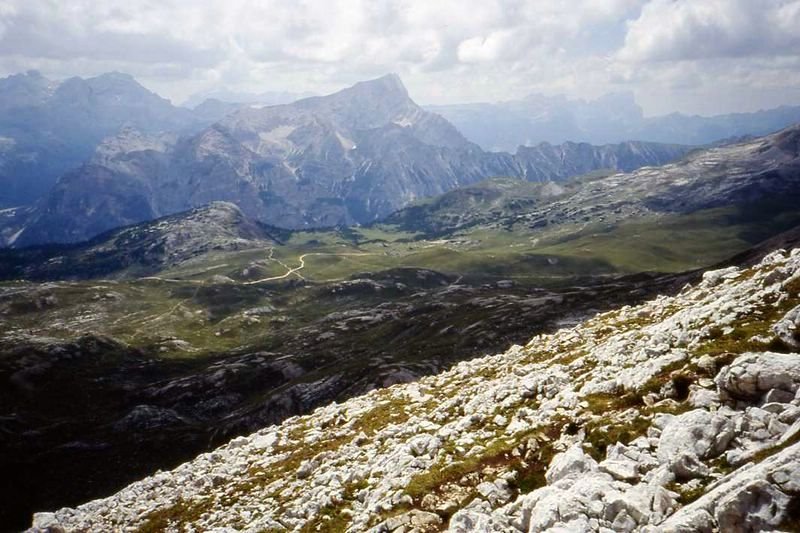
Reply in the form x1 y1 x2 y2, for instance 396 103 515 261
7 124 800 282
1 74 691 247
428 92 800 151
0 71 236 207
386 124 800 240
4 70 799 249
182 88 315 109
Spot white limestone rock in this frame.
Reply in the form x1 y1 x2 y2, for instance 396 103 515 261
773 303 800 349
599 459 640 482
714 479 792 532
687 385 720 408
701 267 739 288
716 352 800 401
660 441 800 532
656 410 734 464
545 444 599 485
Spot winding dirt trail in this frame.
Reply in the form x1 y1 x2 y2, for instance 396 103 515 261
245 251 379 284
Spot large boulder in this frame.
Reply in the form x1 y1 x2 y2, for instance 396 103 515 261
716 352 800 402
657 410 734 465
714 479 792 532
545 444 599 485
773 304 800 350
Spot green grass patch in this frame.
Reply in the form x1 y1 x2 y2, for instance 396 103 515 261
137 498 213 533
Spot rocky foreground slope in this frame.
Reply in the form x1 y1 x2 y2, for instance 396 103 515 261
30 249 800 532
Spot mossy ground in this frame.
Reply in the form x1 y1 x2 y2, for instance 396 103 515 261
393 421 565 526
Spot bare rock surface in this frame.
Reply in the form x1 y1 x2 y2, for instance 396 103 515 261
716 352 800 401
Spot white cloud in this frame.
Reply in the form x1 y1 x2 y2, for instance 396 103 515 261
611 0 800 115
457 30 524 63
0 0 798 114
619 0 800 63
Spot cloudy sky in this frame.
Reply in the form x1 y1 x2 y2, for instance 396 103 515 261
1 0 800 116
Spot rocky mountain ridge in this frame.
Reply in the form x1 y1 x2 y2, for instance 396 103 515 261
30 248 800 532
0 202 277 280
3 75 693 247
383 124 800 240
3 124 799 283
0 71 236 208
182 88 315 109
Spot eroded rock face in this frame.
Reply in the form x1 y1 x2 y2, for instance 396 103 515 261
715 352 800 402
714 479 792 533
774 303 800 349
656 410 734 463
27 249 800 532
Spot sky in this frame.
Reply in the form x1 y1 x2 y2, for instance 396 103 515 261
1 0 800 116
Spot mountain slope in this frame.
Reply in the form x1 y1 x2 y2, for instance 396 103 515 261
382 177 572 235
0 71 234 207
0 202 276 280
29 247 800 532
516 140 690 181
384 125 800 244
4 74 692 247
4 125 799 285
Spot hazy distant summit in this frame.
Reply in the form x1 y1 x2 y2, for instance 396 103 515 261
183 88 315 109
429 92 800 151
0 71 233 207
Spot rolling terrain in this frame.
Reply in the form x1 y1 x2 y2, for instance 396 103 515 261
31 244 800 533
2 125 800 529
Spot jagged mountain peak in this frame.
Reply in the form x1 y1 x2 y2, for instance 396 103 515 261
281 73 418 132
2 72 704 246
348 72 408 98
297 73 410 106
0 69 50 85
0 70 55 110
216 74 418 137
53 72 169 105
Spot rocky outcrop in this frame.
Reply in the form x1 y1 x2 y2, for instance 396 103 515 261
715 352 800 402
28 249 800 531
774 304 800 349
0 202 277 280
